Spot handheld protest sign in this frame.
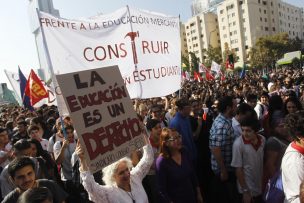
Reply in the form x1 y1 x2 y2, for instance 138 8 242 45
56 65 145 173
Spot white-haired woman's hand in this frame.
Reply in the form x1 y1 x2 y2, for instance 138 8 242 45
76 140 89 172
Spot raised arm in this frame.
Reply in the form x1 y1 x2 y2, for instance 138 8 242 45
76 141 112 203
130 136 154 181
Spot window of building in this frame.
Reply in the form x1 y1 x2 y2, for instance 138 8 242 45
273 27 276 31
265 27 269 31
245 45 249 49
230 32 233 36
190 22 195 27
259 8 262 13
260 17 263 22
272 10 274 14
271 2 273 6
235 48 239 51
265 18 267 22
220 9 224 14
258 0 260 3
201 34 204 38
264 10 267 14
232 13 235 17
243 18 246 22
233 21 236 26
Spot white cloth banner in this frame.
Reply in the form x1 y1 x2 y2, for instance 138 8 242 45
39 7 181 99
211 61 221 74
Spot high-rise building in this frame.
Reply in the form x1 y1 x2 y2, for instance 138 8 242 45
191 0 225 16
217 0 304 67
185 12 221 63
180 23 189 57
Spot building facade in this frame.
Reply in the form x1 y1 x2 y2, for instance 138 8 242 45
185 12 221 63
217 0 304 67
180 23 189 57
191 0 225 16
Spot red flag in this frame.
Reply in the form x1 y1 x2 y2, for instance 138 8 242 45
182 71 186 80
193 71 202 82
206 70 215 81
24 69 49 106
225 54 234 70
219 70 225 81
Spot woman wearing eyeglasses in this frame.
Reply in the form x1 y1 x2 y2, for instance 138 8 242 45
76 134 154 203
156 128 203 203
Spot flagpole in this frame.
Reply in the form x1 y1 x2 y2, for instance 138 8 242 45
36 8 67 137
179 14 182 99
126 5 143 99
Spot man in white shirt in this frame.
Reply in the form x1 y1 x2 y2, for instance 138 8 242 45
232 103 256 140
282 111 304 203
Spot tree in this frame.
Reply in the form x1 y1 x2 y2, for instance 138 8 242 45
249 33 301 68
189 52 200 73
181 53 190 71
204 46 223 67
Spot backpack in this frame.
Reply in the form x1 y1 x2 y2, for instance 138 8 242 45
263 170 285 203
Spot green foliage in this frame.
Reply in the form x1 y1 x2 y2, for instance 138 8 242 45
204 46 223 67
189 52 199 72
249 33 302 68
181 54 190 71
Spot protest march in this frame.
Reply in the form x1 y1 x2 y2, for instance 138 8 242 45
2 1 304 203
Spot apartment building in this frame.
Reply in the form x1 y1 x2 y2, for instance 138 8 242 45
217 0 304 67
180 23 189 57
185 12 221 63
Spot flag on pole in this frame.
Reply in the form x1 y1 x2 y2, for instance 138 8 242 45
4 69 22 105
206 69 215 81
24 69 49 106
240 64 246 79
225 54 234 70
18 67 34 110
199 63 207 73
211 61 221 74
193 71 202 82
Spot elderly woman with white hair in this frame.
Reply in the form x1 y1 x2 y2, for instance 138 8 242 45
76 136 154 203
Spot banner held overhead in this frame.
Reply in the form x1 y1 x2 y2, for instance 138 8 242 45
56 66 146 172
39 6 181 99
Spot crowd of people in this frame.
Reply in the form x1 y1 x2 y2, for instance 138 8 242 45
0 66 304 202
